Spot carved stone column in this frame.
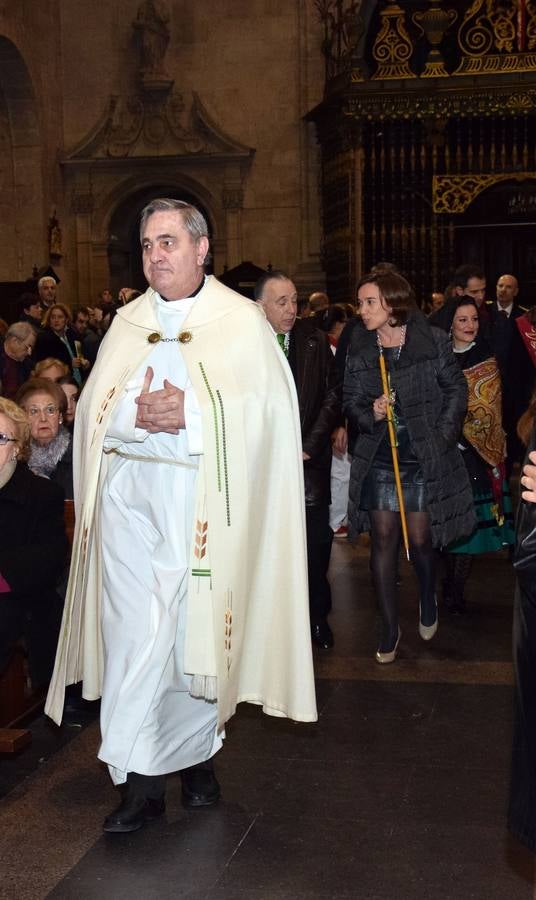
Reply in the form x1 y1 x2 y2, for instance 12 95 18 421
71 192 94 305
222 187 244 269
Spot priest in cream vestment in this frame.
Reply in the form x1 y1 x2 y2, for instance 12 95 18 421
45 199 317 833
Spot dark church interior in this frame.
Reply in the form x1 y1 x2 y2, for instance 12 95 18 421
2 1 536 897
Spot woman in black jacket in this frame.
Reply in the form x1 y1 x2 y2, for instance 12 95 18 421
33 303 88 387
0 397 68 689
344 271 475 663
437 297 514 612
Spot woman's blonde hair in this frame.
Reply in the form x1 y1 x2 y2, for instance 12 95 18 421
0 396 31 461
42 303 72 328
32 357 69 379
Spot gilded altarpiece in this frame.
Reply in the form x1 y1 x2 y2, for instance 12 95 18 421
310 0 536 304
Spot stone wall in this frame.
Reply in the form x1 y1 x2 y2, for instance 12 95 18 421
0 0 63 286
45 0 324 303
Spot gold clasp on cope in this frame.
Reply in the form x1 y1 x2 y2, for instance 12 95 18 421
179 331 193 344
147 332 161 344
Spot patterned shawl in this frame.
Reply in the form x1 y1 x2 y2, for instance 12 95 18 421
516 315 536 368
462 357 506 468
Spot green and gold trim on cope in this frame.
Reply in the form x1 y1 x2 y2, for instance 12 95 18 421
198 362 231 526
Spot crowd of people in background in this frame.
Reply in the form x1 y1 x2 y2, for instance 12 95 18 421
1 245 536 843
0 279 145 702
1 263 535 668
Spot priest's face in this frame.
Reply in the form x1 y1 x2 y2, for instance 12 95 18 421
141 210 209 300
258 277 298 335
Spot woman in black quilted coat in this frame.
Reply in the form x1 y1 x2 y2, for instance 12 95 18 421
344 271 475 664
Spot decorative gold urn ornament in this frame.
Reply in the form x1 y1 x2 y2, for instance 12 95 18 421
413 0 458 78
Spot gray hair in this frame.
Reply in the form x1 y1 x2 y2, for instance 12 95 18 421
254 270 290 302
6 321 37 342
38 276 57 289
140 198 208 242
139 198 211 266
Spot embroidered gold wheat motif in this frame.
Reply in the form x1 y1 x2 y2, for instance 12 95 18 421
81 525 89 562
225 590 233 673
96 386 117 424
194 520 208 559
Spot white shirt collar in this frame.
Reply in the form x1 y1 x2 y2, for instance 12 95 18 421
497 301 513 317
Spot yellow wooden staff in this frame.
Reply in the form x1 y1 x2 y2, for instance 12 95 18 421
379 352 410 561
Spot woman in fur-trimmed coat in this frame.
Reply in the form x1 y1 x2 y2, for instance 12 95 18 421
344 271 475 664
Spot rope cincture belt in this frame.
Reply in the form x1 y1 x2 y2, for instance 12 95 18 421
104 447 198 469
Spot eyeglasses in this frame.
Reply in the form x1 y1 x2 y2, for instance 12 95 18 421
25 405 59 417
14 337 34 354
0 433 17 445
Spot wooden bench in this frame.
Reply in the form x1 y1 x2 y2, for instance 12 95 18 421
0 500 74 753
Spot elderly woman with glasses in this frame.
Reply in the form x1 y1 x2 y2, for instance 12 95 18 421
0 397 68 690
0 321 36 399
16 378 73 499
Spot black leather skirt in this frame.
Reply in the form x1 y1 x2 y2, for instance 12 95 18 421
360 421 426 513
360 460 426 512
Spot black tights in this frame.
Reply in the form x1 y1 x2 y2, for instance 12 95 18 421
442 553 473 611
370 510 437 651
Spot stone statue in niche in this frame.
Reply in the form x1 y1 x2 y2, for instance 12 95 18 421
133 0 172 86
49 211 62 260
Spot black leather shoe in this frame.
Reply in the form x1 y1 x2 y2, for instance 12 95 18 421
103 792 165 833
181 766 221 809
311 621 334 650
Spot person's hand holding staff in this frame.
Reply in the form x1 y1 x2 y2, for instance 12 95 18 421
378 352 410 561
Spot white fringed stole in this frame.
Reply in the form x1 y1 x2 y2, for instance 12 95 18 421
185 467 218 702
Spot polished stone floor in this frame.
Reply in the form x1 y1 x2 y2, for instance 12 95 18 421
0 538 534 900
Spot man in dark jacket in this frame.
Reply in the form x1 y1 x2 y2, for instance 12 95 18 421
16 293 43 328
486 274 533 474
0 322 36 400
255 271 341 649
509 441 536 849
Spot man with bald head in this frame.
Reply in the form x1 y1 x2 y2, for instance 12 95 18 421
495 274 520 315
487 274 532 473
309 291 329 316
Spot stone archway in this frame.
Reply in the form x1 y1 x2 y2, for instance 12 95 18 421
62 91 254 303
0 37 43 280
452 177 536 307
106 186 214 295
